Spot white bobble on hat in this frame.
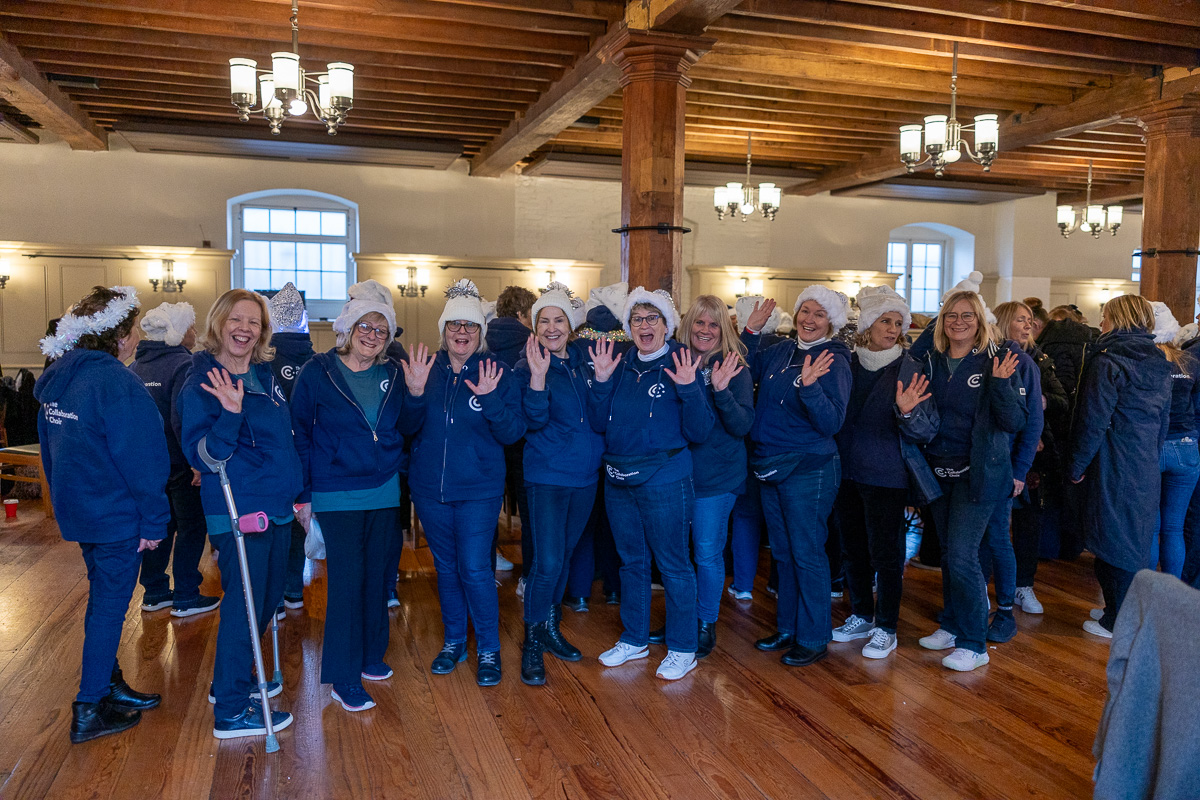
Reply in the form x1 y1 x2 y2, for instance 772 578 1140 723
140 301 196 347
942 270 996 325
531 281 584 330
438 278 489 337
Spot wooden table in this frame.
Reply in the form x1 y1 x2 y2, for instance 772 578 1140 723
0 444 53 519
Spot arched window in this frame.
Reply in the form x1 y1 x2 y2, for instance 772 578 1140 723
228 189 359 320
886 223 974 314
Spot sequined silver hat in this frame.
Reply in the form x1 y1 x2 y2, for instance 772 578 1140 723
268 282 308 333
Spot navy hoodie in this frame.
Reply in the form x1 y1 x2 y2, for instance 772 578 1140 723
129 339 193 476
35 349 171 543
1164 348 1200 439
178 350 303 520
485 317 532 370
515 339 604 488
589 340 715 486
290 350 424 502
408 350 526 503
691 353 755 497
268 331 315 402
740 330 852 462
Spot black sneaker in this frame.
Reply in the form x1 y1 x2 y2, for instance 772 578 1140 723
212 703 293 740
141 591 174 612
70 699 140 744
330 684 376 712
563 596 589 613
986 609 1017 643
209 680 282 704
647 626 666 645
171 594 221 618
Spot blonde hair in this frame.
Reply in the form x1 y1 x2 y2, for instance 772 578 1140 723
933 290 994 354
1159 341 1193 374
335 310 391 366
679 294 747 366
1102 294 1154 333
1049 304 1085 323
201 289 275 363
993 301 1034 351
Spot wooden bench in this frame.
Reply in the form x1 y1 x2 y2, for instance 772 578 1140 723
0 444 54 519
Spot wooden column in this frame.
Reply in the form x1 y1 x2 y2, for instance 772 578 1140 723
1137 96 1200 321
600 30 713 302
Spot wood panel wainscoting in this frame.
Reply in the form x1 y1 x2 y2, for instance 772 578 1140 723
0 502 1109 799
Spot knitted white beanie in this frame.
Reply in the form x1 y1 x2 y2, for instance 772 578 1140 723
856 285 911 333
438 278 488 336
622 286 681 338
531 281 584 330
942 270 996 325
140 301 195 347
268 282 308 333
585 281 628 319
793 285 850 333
333 280 396 339
735 295 782 335
1152 301 1181 345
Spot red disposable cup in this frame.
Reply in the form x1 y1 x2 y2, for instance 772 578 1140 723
3 499 17 519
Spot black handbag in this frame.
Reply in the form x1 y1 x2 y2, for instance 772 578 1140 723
749 451 805 485
603 449 680 486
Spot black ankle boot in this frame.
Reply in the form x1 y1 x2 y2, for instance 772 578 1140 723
70 699 141 744
697 620 716 658
540 605 582 662
108 665 161 712
521 622 547 686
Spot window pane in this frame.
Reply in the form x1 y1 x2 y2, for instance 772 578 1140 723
321 243 347 271
243 208 270 233
270 270 293 290
244 269 271 291
296 210 322 235
295 271 322 299
894 274 907 295
271 241 296 271
912 267 928 291
887 242 906 271
322 271 346 299
244 240 270 269
269 208 295 234
296 242 321 270
322 211 347 237
925 243 943 266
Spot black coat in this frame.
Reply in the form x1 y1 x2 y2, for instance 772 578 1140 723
1068 329 1172 572
1037 318 1094 400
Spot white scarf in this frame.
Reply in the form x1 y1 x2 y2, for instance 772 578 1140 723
857 344 903 372
637 343 670 362
795 337 828 351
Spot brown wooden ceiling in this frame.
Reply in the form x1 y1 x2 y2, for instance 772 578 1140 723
2 0 1198 200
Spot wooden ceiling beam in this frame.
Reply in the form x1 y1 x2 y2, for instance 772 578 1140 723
0 34 106 149
626 0 748 34
1014 0 1200 26
1057 180 1145 206
685 79 998 116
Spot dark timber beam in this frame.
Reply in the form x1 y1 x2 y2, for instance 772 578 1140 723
0 34 107 150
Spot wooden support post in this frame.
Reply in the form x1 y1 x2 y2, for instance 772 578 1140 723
1137 96 1200 322
601 29 713 302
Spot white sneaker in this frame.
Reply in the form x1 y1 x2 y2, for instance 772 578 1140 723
655 650 697 681
862 629 897 659
515 577 525 599
726 586 752 601
1089 608 1104 621
1083 619 1113 639
832 614 876 642
942 647 989 672
599 641 649 667
495 552 514 571
1014 586 1043 614
918 628 957 651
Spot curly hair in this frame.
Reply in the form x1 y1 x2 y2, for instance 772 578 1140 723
496 285 536 319
71 286 140 357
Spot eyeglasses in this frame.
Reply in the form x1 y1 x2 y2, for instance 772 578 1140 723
630 314 662 328
942 312 978 323
445 320 481 333
354 321 389 339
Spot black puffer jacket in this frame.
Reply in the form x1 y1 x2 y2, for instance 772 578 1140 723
1037 318 1094 400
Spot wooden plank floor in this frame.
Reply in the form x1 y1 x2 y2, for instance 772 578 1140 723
0 501 1111 800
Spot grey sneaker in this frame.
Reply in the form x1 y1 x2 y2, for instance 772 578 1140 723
919 628 956 651
862 629 897 659
832 614 875 642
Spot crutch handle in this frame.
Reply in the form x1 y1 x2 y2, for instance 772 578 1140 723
238 511 269 533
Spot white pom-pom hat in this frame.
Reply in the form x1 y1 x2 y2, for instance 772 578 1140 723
584 281 628 319
141 301 196 347
1152 301 1181 345
439 278 488 337
532 281 584 330
333 280 396 339
856 285 911 333
622 286 681 338
793 285 850 334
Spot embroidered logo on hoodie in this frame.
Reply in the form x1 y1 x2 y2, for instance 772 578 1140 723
469 396 483 412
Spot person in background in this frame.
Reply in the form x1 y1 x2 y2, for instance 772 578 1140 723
1023 297 1050 341
487 285 537 578
130 301 220 618
385 327 413 609
1177 304 1200 590
179 289 301 740
409 280 526 686
36 285 168 744
266 283 315 614
1068 294 1172 639
741 286 852 668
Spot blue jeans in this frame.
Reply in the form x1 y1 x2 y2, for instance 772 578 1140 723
78 537 142 702
1153 437 1200 578
606 477 697 652
693 492 737 622
759 456 840 649
980 497 1016 609
524 482 596 623
729 481 765 593
928 479 998 655
413 494 502 652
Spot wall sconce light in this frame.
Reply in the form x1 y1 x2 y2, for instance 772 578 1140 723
148 259 187 293
397 266 429 298
1097 287 1114 305
0 275 8 290
736 277 764 297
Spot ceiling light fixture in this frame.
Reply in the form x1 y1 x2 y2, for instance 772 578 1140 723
899 43 998 176
397 266 430 298
1057 161 1122 239
228 0 353 135
714 134 781 221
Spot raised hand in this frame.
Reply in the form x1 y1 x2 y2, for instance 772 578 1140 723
665 348 702 386
993 350 1019 379
800 350 835 387
200 367 243 414
525 334 551 391
401 343 435 397
711 353 744 392
589 338 622 383
745 298 777 332
465 358 503 396
895 373 931 415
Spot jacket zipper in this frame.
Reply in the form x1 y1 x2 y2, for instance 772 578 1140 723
325 361 395 443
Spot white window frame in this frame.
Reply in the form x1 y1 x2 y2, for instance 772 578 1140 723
887 238 947 314
228 189 359 321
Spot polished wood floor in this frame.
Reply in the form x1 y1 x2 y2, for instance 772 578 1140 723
0 501 1111 800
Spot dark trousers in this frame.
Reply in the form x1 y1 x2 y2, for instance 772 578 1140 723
759 457 840 649
386 474 412 592
211 522 288 720
523 482 596 623
501 443 532 576
565 481 621 598
319 508 395 685
1094 557 1136 632
284 518 306 599
836 480 910 634
139 471 206 601
78 537 142 702
729 480 766 593
928 479 998 655
1012 494 1042 587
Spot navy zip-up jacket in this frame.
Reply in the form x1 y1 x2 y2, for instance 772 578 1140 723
269 331 315 402
408 350 526 503
740 330 852 461
1164 349 1200 439
515 339 604 488
35 348 171 543
691 352 755 497
129 339 192 476
589 340 714 486
178 350 303 520
485 317 532 370
289 350 424 502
